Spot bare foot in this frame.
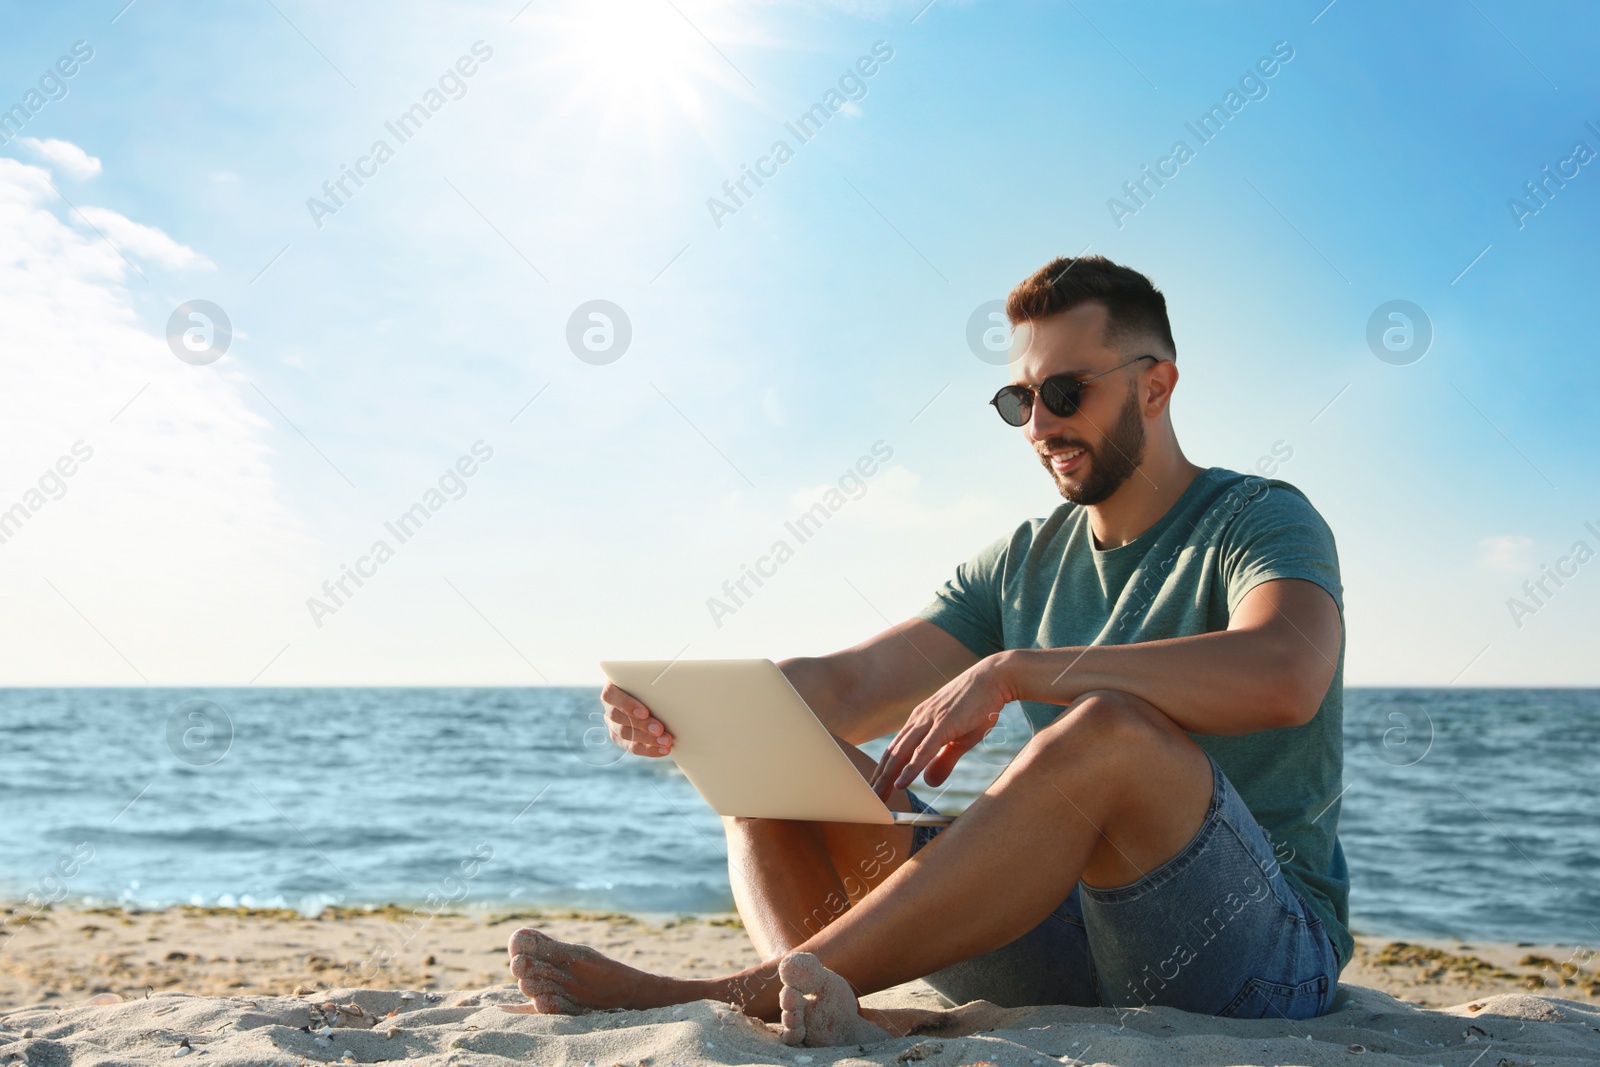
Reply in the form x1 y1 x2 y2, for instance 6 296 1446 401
778 952 894 1047
504 927 707 1015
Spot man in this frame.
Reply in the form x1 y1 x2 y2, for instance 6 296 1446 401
507 255 1349 1046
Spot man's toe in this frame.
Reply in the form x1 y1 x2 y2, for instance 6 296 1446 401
779 1007 806 1047
778 984 806 1013
517 971 568 998
509 952 563 980
532 992 580 1015
513 958 562 981
777 951 828 995
506 927 546 958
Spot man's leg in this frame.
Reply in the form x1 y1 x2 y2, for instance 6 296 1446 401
507 742 924 1015
723 744 918 959
788 688 1213 996
507 689 1212 1022
1077 758 1341 1021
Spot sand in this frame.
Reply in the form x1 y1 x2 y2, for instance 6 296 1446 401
5 905 1600 1067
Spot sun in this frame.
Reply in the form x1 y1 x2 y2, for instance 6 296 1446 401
531 0 758 134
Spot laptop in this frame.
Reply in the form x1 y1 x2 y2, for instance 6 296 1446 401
598 658 954 827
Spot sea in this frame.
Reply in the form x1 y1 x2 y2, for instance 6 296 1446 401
1 687 1595 946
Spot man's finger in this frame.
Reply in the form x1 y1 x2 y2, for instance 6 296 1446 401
599 681 634 708
873 719 931 795
601 683 651 718
894 724 952 791
605 709 673 753
611 721 673 747
869 731 904 788
606 705 667 736
923 736 976 787
870 730 910 794
604 704 668 736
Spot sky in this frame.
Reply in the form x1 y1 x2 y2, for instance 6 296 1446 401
0 0 1596 687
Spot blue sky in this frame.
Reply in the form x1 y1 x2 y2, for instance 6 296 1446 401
0 0 1596 686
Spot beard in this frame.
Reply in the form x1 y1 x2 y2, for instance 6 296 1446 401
1039 387 1147 506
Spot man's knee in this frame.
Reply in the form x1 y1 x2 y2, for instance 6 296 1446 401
1071 687 1163 724
1031 689 1167 752
723 814 819 840
1012 690 1201 789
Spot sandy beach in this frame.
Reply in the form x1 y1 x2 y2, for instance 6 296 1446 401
4 905 1600 1067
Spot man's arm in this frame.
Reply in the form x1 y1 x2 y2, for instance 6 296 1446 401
600 618 980 756
997 577 1342 734
871 578 1341 792
780 619 982 744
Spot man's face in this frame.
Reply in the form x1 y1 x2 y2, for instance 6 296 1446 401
1008 304 1149 506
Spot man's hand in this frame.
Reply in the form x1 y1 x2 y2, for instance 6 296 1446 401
870 654 1015 797
600 681 674 757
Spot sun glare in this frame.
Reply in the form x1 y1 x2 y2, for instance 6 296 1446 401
538 0 756 133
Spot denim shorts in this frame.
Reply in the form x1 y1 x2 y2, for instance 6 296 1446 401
906 754 1340 1020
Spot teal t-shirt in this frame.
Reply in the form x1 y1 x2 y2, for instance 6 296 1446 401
916 467 1352 967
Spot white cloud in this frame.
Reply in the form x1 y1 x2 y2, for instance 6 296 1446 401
1478 534 1534 573
17 136 102 180
0 156 308 684
73 204 215 270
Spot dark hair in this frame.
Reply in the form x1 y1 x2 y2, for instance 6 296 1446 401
1005 255 1176 358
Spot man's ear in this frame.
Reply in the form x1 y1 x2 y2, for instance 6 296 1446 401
1143 357 1178 417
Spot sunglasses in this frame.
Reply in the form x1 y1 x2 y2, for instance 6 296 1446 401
989 355 1160 427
